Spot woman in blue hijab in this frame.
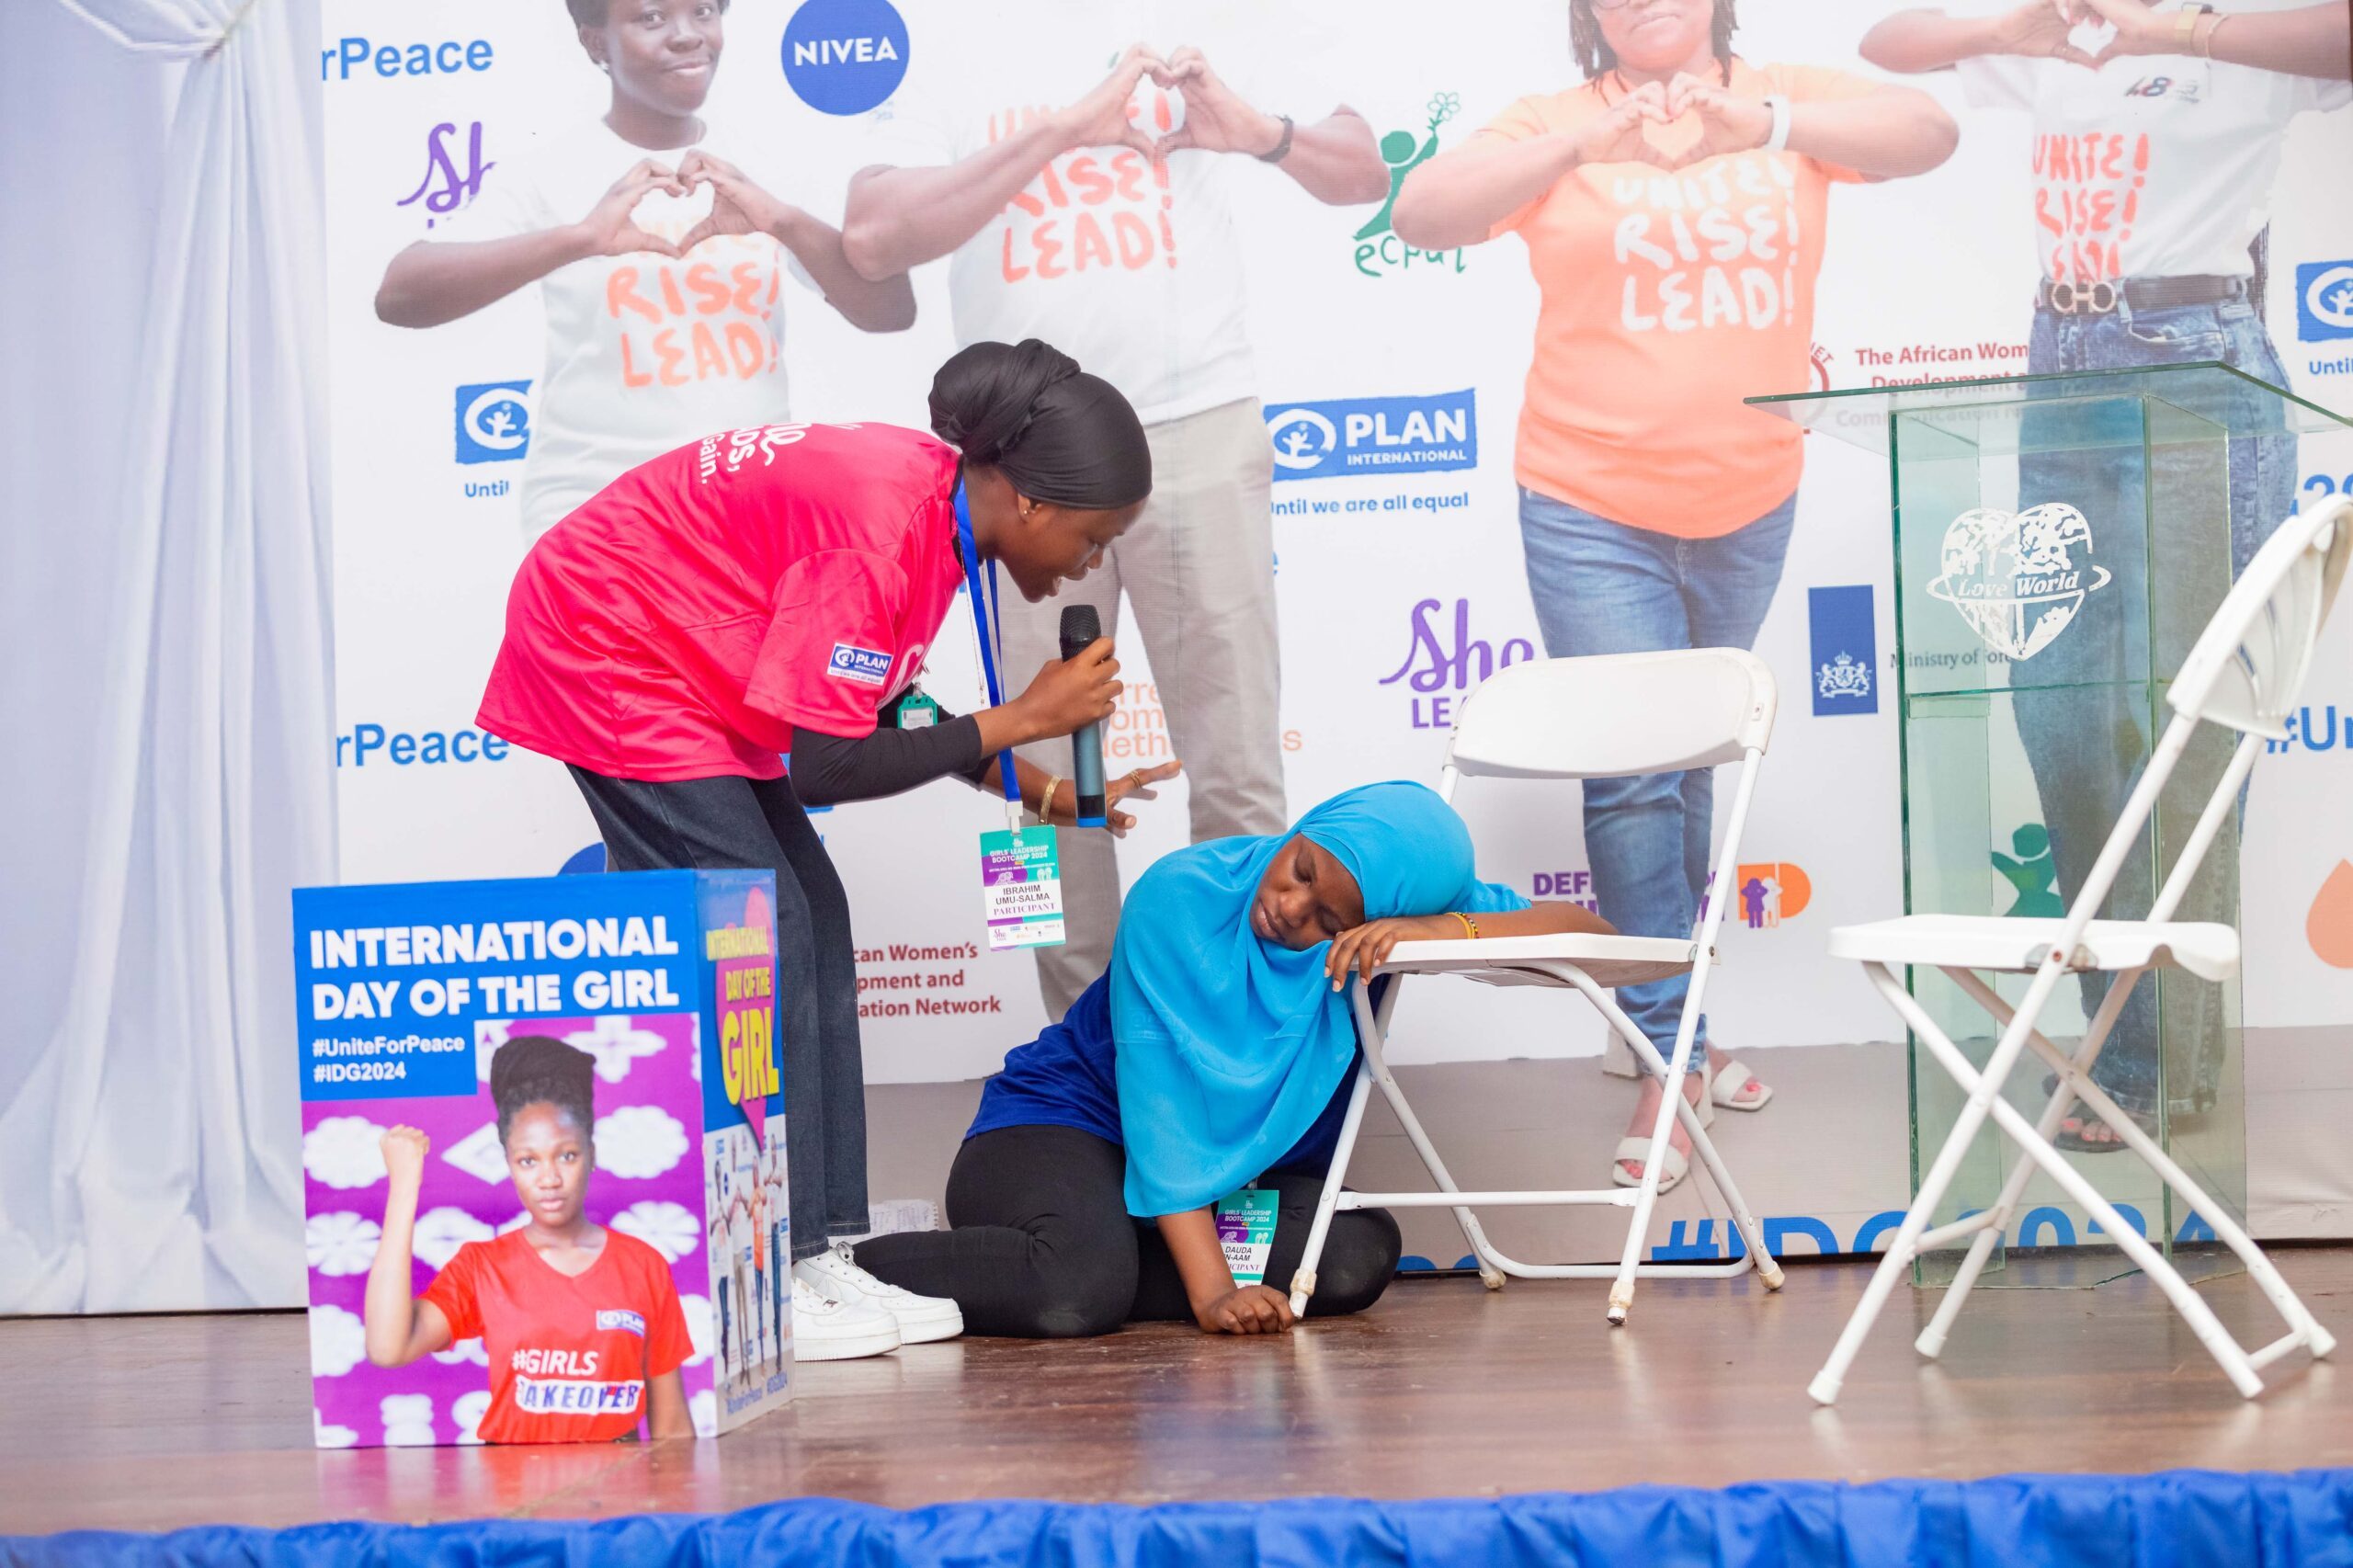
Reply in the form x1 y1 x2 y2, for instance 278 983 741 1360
844 782 1612 1339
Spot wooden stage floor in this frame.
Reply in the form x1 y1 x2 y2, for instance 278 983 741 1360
6 1250 2352 1538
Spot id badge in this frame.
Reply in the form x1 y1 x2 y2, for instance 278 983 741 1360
1214 1187 1279 1285
896 688 940 730
979 826 1064 949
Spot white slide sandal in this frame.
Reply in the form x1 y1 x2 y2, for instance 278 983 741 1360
1612 1136 1688 1194
1709 1060 1774 1113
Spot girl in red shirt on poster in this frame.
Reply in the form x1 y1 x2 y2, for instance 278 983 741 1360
364 1038 695 1444
477 339 1171 1362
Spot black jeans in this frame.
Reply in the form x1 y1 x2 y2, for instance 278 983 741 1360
855 1125 1402 1337
569 767 863 1263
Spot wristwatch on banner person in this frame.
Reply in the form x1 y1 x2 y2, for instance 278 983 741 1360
1255 113 1295 164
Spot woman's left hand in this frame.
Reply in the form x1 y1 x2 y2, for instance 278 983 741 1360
676 150 798 250
2057 0 2171 61
1324 914 1461 992
1659 73 1776 169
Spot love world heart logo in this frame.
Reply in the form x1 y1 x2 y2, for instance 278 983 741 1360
1927 502 2112 661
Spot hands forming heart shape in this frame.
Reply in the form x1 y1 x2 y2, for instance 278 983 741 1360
1574 74 1778 174
580 150 795 258
1059 43 1290 165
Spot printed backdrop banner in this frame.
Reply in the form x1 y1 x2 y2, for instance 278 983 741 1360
321 0 2353 1093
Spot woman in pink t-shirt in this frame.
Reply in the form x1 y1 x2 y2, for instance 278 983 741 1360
480 338 1173 1361
1390 0 1957 1192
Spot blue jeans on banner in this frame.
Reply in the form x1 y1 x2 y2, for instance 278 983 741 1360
1518 487 1799 1066
2016 288 2299 1119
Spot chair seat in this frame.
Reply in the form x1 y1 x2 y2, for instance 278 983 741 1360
1372 932 1699 991
1827 915 2239 982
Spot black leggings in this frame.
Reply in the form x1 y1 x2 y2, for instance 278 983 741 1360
855 1125 1402 1337
568 767 863 1264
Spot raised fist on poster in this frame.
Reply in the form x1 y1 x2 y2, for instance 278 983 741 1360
380 1125 431 1190
1054 44 1162 161
676 150 798 252
574 158 688 258
1148 47 1285 161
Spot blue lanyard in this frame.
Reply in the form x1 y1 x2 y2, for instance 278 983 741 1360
952 483 1024 813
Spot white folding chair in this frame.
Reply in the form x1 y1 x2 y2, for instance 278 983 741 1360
1808 497 2353 1406
1290 650 1787 1327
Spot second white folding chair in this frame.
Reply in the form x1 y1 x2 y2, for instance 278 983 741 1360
1808 496 2353 1405
1290 650 1785 1327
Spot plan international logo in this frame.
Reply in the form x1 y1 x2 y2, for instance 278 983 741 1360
1265 391 1476 482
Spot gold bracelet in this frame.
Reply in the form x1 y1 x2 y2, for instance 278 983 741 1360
2199 12 2229 55
1037 775 1062 822
1451 911 1479 940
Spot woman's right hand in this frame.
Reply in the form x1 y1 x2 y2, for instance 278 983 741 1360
572 159 688 259
381 1125 430 1189
1195 1283 1295 1335
1566 80 1675 169
1054 45 1161 161
1013 637 1121 739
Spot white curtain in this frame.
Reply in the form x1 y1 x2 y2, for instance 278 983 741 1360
0 0 334 1312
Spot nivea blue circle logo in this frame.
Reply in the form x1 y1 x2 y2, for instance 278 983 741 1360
780 0 908 117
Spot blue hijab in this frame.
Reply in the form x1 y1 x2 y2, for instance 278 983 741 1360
1109 781 1481 1217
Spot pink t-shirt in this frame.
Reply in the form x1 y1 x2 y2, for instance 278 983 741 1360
479 422 964 781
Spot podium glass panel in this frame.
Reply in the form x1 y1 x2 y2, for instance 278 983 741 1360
1752 364 2353 1288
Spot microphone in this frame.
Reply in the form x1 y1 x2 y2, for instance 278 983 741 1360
1059 604 1108 827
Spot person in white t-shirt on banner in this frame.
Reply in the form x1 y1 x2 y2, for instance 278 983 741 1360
1863 0 2349 1150
838 8 1390 1018
376 0 917 540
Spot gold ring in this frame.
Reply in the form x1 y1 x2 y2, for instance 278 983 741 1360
1128 770 1145 788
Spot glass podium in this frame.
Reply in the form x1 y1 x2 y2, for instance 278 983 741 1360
1750 363 2353 1288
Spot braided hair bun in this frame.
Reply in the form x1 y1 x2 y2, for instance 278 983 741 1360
489 1035 596 1147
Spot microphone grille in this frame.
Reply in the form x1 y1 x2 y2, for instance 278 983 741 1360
1060 604 1101 651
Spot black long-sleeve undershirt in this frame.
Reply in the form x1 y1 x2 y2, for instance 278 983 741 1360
788 694 995 807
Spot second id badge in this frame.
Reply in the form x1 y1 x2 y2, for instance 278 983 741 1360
979 825 1064 950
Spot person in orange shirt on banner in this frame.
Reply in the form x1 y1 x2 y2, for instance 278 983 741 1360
1391 0 1958 1192
375 0 915 540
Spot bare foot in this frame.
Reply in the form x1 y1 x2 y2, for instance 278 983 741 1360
1618 1072 1706 1185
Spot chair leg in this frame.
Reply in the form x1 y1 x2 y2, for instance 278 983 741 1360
1575 977 1781 1314
1915 963 2142 1359
1873 969 2267 1399
1950 967 2336 1363
1290 1062 1375 1318
1809 956 2079 1405
1348 983 1505 1290
1607 1009 1701 1326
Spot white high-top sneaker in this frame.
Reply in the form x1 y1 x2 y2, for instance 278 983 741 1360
790 1276 901 1361
796 1241 964 1344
